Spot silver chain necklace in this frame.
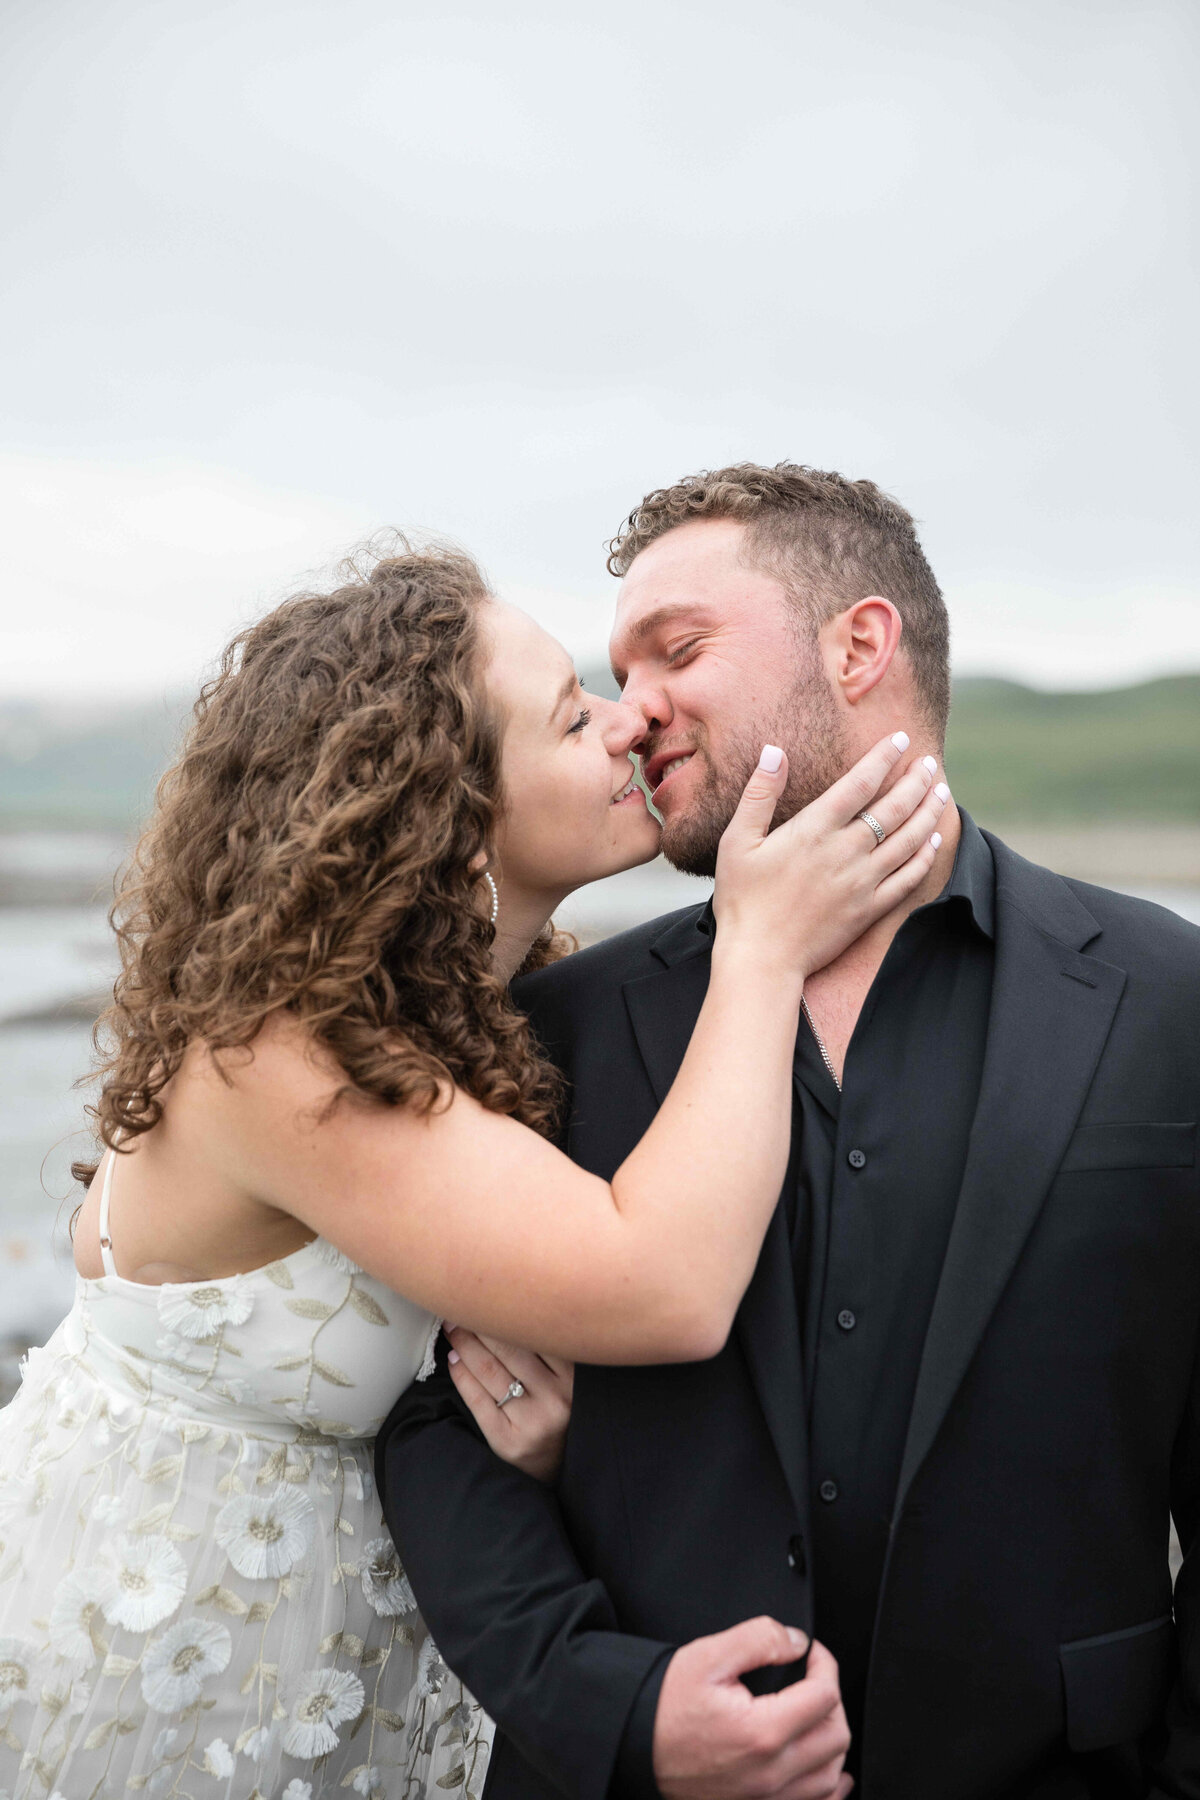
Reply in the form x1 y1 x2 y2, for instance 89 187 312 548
801 995 842 1093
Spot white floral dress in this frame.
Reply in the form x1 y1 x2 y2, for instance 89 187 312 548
0 1149 492 1799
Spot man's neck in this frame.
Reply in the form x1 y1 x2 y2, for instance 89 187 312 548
800 802 963 1080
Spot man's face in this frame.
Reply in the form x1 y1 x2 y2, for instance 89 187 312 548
609 517 847 876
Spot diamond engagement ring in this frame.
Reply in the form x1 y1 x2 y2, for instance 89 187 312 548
857 810 887 844
496 1380 526 1408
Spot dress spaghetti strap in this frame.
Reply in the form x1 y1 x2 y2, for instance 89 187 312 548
97 1142 120 1278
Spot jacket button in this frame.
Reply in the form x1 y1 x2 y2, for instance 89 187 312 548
847 1148 867 1170
837 1309 857 1331
787 1533 807 1575
819 1478 839 1504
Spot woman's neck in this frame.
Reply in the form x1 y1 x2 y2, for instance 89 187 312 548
489 881 569 985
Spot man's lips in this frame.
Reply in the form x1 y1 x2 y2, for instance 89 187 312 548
643 747 697 793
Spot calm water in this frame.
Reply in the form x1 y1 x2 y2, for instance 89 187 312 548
2 865 1197 1398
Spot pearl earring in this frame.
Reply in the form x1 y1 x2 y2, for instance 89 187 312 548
483 871 499 926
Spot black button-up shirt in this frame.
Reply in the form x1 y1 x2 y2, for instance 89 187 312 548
793 812 996 1755
615 814 997 1792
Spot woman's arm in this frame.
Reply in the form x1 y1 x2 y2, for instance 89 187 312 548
206 735 945 1363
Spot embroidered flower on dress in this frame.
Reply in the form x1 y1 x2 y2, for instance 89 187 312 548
358 1539 416 1617
91 1494 132 1526
214 1484 315 1579
352 1769 382 1796
48 1569 109 1665
281 1667 365 1756
417 1637 448 1698
152 1727 179 1758
240 1722 277 1759
213 1376 256 1405
282 1783 313 1800
156 1280 254 1340
99 1533 187 1631
141 1617 233 1713
203 1737 235 1777
154 1330 208 1365
0 1637 38 1715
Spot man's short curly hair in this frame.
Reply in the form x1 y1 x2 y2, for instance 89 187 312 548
608 462 951 738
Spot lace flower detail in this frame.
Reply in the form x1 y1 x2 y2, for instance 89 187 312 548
240 1722 277 1760
282 1783 313 1800
215 1485 315 1579
48 1569 108 1666
156 1280 254 1340
281 1666 365 1756
141 1617 232 1713
0 1636 38 1716
359 1539 416 1617
99 1534 187 1631
203 1737 235 1777
417 1636 448 1697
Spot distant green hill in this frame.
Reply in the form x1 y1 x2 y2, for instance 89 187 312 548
943 673 1200 823
1 673 1197 831
0 698 188 830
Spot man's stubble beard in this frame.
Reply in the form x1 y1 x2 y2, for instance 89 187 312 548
659 654 848 879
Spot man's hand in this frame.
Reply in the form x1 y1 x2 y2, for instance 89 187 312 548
653 1617 852 1800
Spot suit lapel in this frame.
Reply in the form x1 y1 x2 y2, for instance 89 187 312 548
894 838 1127 1513
623 931 808 1519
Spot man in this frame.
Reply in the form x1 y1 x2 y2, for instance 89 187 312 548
377 464 1200 1798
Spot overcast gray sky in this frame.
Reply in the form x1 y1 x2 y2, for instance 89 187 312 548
2 0 1197 698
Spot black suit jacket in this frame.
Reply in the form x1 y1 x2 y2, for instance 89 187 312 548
377 835 1200 1799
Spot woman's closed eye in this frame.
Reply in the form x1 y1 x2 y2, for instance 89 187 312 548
566 707 592 736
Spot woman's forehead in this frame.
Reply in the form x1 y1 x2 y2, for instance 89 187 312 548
484 600 573 721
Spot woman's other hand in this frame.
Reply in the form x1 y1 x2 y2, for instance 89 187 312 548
444 1326 575 1484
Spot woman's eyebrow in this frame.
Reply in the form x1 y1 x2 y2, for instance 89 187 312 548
546 668 579 726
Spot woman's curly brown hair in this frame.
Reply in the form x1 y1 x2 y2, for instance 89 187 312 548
75 540 572 1183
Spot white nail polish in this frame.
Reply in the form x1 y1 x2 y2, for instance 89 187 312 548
891 731 910 752
758 745 783 773
922 756 938 774
935 782 950 801
930 831 942 849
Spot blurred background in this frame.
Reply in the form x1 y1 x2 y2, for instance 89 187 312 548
2 0 1198 1395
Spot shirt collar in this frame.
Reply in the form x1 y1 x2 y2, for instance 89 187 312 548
692 807 995 945
934 808 995 939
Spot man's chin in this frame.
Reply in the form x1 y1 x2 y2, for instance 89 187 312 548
660 814 723 881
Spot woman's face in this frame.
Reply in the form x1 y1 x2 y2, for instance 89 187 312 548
484 599 661 901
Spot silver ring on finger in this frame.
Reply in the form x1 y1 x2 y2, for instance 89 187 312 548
496 1379 526 1408
857 809 887 844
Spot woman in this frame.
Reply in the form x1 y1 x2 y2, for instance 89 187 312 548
0 543 945 1796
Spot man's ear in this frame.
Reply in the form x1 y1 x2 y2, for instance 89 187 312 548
824 596 903 705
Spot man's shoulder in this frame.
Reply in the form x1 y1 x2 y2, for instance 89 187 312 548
985 828 1200 972
514 903 708 1009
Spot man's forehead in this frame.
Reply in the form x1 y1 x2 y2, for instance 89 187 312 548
610 528 775 655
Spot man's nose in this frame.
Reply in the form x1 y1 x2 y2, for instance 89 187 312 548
600 696 649 757
618 671 672 740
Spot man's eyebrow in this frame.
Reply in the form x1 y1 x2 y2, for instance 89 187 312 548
547 668 579 726
619 603 711 650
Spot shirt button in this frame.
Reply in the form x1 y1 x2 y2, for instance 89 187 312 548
787 1533 807 1575
837 1309 857 1331
819 1478 839 1504
847 1148 867 1169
